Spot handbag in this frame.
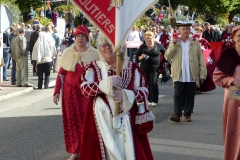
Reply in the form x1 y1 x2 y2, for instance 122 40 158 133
228 86 240 100
0 58 5 67
135 91 155 134
161 66 170 84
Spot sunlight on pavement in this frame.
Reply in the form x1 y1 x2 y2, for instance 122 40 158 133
149 138 223 159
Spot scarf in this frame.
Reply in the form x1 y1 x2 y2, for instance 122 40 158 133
215 47 240 76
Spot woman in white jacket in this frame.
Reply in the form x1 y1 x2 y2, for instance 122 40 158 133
32 24 57 89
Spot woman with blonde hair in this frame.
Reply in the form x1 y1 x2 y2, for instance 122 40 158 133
136 31 166 106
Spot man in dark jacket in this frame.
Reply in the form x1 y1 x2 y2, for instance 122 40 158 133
46 8 53 19
28 24 41 76
202 22 219 42
3 30 10 81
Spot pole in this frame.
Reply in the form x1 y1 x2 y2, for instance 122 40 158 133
0 32 3 83
114 47 121 117
44 0 46 17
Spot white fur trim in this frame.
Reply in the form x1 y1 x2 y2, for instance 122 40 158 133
59 46 99 71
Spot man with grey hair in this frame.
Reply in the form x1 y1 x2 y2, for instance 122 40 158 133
202 22 219 42
165 23 207 122
155 25 164 41
32 24 56 89
11 27 33 87
28 24 41 76
52 27 61 73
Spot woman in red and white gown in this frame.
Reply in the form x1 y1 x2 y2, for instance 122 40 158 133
79 36 154 160
53 25 99 160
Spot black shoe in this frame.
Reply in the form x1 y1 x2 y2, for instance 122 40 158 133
11 82 16 85
44 85 49 89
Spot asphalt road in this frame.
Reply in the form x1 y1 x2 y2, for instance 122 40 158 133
0 79 224 160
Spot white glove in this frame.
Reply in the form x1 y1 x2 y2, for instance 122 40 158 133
113 90 123 103
112 75 122 89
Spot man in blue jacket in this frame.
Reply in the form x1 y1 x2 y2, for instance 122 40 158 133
27 7 35 21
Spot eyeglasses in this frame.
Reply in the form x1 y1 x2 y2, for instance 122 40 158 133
100 43 112 48
145 37 153 41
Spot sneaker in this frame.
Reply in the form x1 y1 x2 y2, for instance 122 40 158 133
170 114 181 122
148 101 152 106
184 116 192 122
152 102 157 107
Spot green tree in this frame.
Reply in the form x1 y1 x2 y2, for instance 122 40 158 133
158 0 240 23
15 0 43 21
1 0 22 23
15 0 43 13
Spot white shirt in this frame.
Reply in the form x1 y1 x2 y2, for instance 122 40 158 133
179 39 196 82
127 30 140 41
155 32 163 41
191 28 196 35
40 10 44 17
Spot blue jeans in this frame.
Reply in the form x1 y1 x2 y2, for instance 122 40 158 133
71 20 75 28
128 48 138 61
3 49 9 80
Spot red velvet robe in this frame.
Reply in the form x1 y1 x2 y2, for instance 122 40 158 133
53 64 90 154
197 38 215 92
160 33 171 49
79 60 154 160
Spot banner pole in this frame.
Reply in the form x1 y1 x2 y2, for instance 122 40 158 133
114 47 121 117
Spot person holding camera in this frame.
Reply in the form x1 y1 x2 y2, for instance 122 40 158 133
135 31 166 106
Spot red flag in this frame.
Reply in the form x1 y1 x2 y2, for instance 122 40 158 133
72 0 158 51
201 49 216 92
209 42 224 61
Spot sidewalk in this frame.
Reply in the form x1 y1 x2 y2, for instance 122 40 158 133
0 58 57 101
